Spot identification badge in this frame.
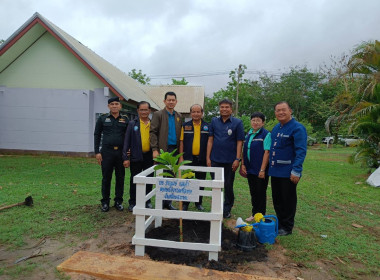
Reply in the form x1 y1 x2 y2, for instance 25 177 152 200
134 126 138 131
228 129 232 135
203 125 208 131
184 126 192 131
105 118 111 122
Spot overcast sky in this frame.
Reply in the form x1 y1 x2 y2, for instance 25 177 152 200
1 0 380 95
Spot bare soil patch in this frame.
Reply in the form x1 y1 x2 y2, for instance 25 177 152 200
145 219 268 272
0 213 336 280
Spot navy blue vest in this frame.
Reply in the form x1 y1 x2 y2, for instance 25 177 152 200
243 128 269 175
182 120 209 162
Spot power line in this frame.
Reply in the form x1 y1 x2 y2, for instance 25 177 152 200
148 69 284 79
149 71 230 79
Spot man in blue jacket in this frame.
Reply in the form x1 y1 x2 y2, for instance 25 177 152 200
268 101 307 236
122 101 153 212
179 104 209 211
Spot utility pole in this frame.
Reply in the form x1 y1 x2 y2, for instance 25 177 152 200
235 64 242 116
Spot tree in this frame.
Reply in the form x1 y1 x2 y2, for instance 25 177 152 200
266 67 326 126
204 64 265 121
350 104 380 169
128 69 151 85
346 40 380 168
171 78 188 85
204 65 328 135
322 54 359 142
325 41 380 169
204 89 234 122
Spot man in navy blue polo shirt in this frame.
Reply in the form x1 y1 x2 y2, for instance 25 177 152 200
206 99 245 218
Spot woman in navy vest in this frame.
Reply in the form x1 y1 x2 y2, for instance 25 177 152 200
241 112 271 222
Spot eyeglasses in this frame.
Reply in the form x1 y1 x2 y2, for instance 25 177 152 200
251 120 263 124
275 108 289 113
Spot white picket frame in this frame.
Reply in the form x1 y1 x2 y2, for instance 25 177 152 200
132 165 224 261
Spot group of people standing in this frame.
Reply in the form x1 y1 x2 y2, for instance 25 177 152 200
94 93 307 236
240 102 307 236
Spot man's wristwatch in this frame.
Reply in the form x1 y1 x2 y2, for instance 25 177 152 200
235 158 241 162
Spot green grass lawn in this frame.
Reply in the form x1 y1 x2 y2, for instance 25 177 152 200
0 155 120 247
0 147 379 279
233 146 380 279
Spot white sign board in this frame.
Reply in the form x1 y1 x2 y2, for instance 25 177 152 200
156 178 200 202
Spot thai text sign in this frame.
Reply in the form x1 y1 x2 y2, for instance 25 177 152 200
156 178 199 202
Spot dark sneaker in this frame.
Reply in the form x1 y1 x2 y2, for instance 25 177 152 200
223 212 231 218
195 204 205 211
278 229 292 236
114 202 124 211
101 203 109 212
128 204 135 212
163 203 178 210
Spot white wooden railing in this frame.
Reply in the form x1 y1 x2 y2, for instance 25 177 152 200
132 165 224 261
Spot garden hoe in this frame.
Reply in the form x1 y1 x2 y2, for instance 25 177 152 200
0 196 33 211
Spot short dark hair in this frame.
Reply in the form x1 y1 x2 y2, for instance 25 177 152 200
274 101 291 110
218 99 233 107
190 104 203 113
164 91 177 100
250 112 266 122
137 101 151 109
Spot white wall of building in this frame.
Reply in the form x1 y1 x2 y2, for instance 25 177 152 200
0 86 111 153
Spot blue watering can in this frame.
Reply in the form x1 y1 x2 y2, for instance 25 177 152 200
252 215 278 244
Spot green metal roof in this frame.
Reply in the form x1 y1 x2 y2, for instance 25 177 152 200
0 12 160 110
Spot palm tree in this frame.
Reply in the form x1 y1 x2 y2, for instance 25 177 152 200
347 40 380 169
348 40 380 96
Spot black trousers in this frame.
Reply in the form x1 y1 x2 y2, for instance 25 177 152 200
183 156 207 207
271 176 297 232
247 174 269 216
129 152 153 206
211 161 236 214
101 147 125 204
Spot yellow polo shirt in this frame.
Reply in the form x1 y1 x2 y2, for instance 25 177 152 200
180 121 201 156
140 119 150 153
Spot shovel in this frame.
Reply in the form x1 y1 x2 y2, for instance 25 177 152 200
0 196 33 211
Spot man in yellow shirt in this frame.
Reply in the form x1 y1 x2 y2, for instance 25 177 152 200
179 104 209 211
122 101 153 212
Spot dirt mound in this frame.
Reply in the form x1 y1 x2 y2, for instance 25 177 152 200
145 219 268 272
